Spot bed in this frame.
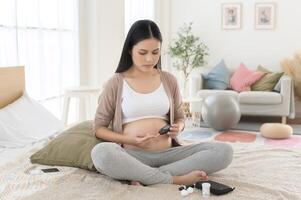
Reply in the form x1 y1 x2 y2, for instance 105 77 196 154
0 66 25 109
1 67 301 200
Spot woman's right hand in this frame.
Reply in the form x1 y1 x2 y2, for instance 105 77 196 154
127 133 159 147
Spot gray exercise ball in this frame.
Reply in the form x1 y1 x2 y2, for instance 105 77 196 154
201 94 241 131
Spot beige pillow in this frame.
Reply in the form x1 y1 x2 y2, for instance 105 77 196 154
251 65 284 91
30 120 102 171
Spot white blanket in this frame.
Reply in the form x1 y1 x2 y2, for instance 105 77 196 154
1 136 301 200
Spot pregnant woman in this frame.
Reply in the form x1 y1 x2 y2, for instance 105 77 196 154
91 19 233 186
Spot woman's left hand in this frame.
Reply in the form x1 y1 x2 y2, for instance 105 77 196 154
167 123 184 139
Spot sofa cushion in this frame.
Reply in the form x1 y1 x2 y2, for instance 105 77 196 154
230 63 265 92
202 59 230 90
239 91 282 104
251 66 284 91
197 90 238 99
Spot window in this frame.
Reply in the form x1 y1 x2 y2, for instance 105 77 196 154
0 0 79 119
124 0 155 35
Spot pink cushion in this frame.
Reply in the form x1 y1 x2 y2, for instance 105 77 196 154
230 63 265 92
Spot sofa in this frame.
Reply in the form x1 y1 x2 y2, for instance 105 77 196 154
189 74 295 124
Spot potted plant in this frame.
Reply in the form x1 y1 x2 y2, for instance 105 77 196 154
169 22 209 96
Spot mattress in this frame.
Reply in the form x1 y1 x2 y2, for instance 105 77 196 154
0 138 78 200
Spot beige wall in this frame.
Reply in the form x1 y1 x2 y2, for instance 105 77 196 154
78 0 301 118
79 0 175 87
170 0 301 72
79 0 124 88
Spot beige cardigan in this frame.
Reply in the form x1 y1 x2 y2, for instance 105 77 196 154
93 70 185 136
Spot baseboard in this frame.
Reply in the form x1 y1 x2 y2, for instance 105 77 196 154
287 118 301 124
241 116 301 124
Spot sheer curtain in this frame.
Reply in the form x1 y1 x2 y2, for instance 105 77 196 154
0 0 79 119
124 0 155 35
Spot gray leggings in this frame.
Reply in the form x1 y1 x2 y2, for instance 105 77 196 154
91 142 233 185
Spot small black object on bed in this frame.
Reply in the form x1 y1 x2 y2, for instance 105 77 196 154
195 180 235 195
41 168 60 173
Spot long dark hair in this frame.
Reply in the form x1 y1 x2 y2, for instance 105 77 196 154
115 20 162 73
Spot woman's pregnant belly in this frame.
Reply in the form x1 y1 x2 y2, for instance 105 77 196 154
122 118 172 151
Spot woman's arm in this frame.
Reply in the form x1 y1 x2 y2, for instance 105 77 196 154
96 127 158 146
171 74 185 131
96 127 132 144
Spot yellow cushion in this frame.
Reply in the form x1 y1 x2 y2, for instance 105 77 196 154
260 123 293 139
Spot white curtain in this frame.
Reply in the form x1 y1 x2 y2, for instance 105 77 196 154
0 0 79 118
124 0 155 35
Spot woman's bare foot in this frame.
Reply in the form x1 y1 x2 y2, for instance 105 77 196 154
131 180 142 186
172 170 208 185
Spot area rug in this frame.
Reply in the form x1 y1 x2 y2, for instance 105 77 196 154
196 120 301 135
180 127 301 148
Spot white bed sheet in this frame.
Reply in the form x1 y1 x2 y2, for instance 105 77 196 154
0 140 44 166
0 140 46 196
0 136 77 200
1 130 301 200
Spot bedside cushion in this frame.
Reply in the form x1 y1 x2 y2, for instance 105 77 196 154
0 93 63 148
30 120 103 171
203 59 230 90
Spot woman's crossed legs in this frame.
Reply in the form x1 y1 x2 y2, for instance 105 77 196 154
91 142 233 185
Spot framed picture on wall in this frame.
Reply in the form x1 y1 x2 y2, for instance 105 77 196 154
221 3 242 30
255 3 276 30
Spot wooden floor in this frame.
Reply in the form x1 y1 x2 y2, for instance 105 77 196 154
288 118 301 124
241 116 301 124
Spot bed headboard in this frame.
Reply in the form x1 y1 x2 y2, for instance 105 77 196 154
0 66 25 109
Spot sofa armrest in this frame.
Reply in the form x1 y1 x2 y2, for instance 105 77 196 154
280 75 291 96
280 75 295 118
188 75 203 97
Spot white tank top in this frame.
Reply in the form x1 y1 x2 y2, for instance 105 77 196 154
121 80 170 124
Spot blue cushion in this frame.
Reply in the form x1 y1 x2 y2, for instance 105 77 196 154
203 60 230 90
204 79 229 90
